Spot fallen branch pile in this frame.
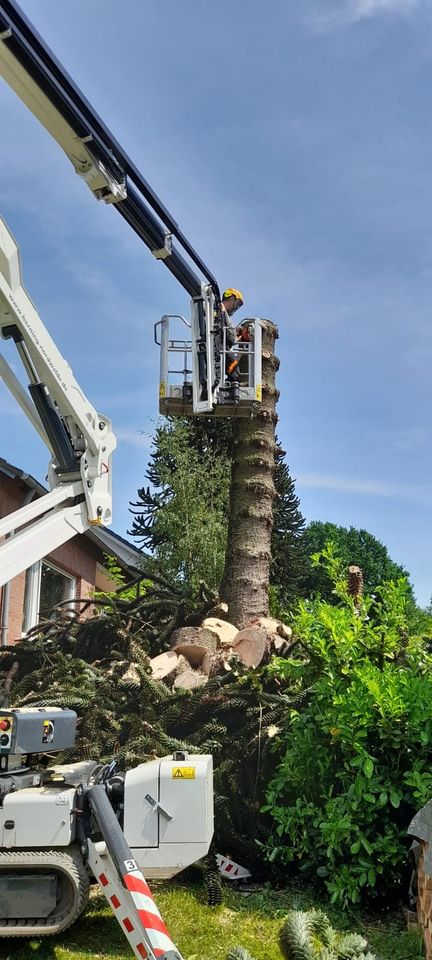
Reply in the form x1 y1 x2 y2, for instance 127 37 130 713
0 575 294 872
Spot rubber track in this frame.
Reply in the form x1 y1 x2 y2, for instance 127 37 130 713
0 845 90 937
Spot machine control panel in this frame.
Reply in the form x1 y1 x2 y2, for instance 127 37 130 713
0 708 77 756
0 716 13 751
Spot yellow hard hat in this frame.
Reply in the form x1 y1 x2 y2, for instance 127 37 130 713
223 288 244 305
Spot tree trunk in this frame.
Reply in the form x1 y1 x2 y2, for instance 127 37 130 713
220 321 279 628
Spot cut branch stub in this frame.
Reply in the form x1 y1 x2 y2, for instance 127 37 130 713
201 651 232 678
171 626 218 667
348 565 364 602
231 624 269 668
202 618 239 647
173 668 208 691
206 601 229 619
249 616 292 643
149 650 189 685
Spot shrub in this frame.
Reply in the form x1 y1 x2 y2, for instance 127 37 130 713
263 545 432 907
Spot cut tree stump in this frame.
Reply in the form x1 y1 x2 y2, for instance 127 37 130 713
171 626 218 667
231 624 269 668
173 668 208 691
149 650 188 685
201 650 232 678
202 618 239 647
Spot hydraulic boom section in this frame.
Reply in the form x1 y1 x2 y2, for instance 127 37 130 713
0 0 219 301
0 217 116 586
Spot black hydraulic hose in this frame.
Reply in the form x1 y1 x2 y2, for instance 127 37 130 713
117 185 202 298
87 784 134 884
0 0 220 299
28 383 77 472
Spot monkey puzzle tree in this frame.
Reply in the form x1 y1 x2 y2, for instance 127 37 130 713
131 321 302 626
220 322 279 627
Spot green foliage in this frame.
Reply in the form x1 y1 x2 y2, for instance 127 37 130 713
302 522 413 603
228 908 376 960
129 419 230 591
93 555 151 604
264 545 432 907
226 948 258 960
10 883 420 960
130 417 306 601
271 444 306 606
278 910 375 960
279 910 333 960
0 576 286 871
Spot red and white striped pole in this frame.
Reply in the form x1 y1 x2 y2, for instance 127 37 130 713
88 784 184 960
123 867 181 958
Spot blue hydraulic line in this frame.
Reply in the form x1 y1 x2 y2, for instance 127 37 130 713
0 0 221 301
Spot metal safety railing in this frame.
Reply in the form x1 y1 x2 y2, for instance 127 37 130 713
155 315 262 418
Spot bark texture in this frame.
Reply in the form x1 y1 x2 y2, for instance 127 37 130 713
220 321 279 628
415 842 431 956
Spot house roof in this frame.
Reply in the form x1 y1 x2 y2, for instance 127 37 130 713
0 456 144 573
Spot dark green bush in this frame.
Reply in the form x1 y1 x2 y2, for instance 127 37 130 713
264 545 432 907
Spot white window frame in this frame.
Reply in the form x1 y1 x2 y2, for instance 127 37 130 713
22 559 76 635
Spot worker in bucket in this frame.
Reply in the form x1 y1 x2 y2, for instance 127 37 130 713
221 287 246 383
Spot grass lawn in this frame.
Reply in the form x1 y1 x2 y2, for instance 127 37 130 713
4 883 424 960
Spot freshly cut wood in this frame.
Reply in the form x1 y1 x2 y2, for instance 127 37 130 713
202 617 238 647
231 624 269 668
173 668 208 691
206 601 229 619
171 626 218 667
250 616 292 641
201 650 232 678
273 636 289 653
149 650 188 684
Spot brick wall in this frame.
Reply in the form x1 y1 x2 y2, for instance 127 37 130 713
0 471 108 645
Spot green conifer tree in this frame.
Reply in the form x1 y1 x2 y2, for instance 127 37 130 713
271 443 306 607
129 418 305 605
129 420 230 592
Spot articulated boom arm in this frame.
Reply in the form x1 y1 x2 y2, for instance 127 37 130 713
0 217 116 587
0 0 220 301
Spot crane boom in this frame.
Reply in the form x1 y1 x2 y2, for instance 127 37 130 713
0 215 116 587
0 0 220 300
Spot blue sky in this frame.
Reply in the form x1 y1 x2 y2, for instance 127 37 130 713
2 0 432 603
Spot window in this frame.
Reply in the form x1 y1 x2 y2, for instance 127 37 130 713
22 560 76 634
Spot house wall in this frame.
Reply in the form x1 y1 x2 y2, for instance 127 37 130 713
0 472 105 645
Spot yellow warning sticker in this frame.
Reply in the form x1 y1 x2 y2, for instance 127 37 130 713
255 384 262 402
172 767 196 779
159 381 166 398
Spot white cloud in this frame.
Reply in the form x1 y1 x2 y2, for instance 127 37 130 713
306 0 424 28
115 428 151 450
351 0 420 17
298 472 432 506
